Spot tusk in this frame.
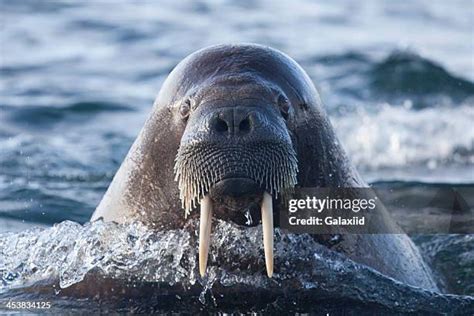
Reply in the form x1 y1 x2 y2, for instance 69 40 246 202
261 192 274 277
199 195 213 277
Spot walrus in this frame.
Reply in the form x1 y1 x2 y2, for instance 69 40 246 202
91 44 438 291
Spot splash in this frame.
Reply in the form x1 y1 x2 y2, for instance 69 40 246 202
1 220 473 313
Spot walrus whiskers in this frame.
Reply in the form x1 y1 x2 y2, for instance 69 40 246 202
174 142 298 216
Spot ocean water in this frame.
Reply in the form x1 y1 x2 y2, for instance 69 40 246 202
0 0 473 313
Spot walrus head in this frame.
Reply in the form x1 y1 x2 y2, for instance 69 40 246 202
174 74 299 219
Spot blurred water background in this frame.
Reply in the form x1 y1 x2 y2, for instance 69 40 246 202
0 0 473 313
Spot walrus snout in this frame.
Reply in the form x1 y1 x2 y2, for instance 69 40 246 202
174 101 298 278
175 99 298 215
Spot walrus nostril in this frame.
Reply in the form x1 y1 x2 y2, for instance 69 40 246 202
238 116 251 133
214 116 229 133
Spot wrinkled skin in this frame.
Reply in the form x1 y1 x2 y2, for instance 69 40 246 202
92 44 438 291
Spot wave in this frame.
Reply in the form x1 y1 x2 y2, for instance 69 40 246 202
1 101 133 126
0 220 473 313
369 51 474 107
332 103 474 176
310 50 474 110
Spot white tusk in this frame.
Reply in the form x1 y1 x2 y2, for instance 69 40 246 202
261 192 274 277
199 195 213 277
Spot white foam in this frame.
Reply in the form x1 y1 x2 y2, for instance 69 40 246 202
332 102 474 182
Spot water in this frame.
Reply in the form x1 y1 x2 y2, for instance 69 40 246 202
1 220 473 314
0 0 473 313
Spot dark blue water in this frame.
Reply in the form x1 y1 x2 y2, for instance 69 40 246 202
0 0 473 314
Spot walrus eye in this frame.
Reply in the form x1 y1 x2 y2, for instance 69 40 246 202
278 95 290 120
180 99 191 119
